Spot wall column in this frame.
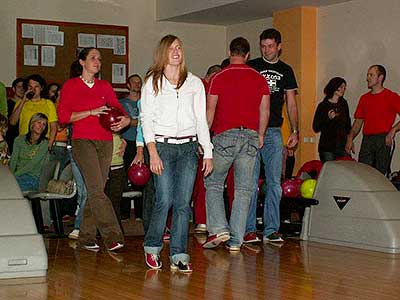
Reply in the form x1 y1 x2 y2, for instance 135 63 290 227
273 7 317 171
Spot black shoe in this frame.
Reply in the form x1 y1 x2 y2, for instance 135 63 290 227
170 261 193 273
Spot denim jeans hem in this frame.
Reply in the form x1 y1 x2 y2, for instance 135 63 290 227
226 242 242 248
170 253 190 264
208 227 230 236
263 229 276 237
144 245 163 255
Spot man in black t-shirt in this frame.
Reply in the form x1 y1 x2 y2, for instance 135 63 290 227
244 28 299 243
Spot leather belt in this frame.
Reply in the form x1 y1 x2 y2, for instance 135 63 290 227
53 141 68 147
155 135 197 145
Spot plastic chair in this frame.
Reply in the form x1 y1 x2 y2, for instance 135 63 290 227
26 163 76 237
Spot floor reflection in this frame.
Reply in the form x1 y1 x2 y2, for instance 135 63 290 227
0 236 399 299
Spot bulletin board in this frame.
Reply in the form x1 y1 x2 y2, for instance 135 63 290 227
16 18 129 88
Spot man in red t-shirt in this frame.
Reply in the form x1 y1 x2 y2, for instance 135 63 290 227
203 37 270 250
346 65 400 174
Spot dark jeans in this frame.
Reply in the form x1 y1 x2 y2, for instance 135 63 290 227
72 139 124 246
105 166 126 224
123 140 139 219
359 134 391 175
144 141 198 264
142 147 155 236
319 149 348 163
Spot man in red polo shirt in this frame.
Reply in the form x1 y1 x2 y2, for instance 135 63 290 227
346 65 400 175
203 37 270 251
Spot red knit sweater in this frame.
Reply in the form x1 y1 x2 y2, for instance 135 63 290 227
58 77 126 141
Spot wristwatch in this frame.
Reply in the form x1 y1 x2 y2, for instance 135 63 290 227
292 129 299 135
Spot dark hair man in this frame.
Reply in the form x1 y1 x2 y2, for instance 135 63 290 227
245 28 299 244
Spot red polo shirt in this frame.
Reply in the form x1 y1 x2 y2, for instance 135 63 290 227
208 64 270 134
355 88 400 135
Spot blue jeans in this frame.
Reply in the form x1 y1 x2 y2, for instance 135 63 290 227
69 150 87 230
205 128 259 247
16 174 39 192
144 141 198 264
246 127 283 236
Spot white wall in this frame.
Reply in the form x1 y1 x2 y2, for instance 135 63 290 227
226 17 273 60
318 0 400 171
0 0 226 85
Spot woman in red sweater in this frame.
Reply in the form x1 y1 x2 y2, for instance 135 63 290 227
58 47 130 252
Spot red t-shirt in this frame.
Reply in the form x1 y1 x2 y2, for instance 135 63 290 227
354 88 400 135
58 77 126 141
208 64 270 134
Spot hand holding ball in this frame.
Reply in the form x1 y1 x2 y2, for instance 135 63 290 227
99 107 124 130
128 164 151 186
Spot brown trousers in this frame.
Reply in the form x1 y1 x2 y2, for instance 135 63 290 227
72 139 124 246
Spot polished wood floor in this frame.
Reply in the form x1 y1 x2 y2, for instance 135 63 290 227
1 231 400 300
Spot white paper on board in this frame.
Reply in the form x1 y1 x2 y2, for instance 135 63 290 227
46 31 64 46
41 46 56 67
22 24 34 38
97 34 114 49
113 36 126 55
112 63 126 84
24 45 39 66
78 33 96 48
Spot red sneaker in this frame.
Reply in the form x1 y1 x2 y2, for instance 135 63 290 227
202 232 230 249
145 253 162 269
108 242 124 251
243 232 261 244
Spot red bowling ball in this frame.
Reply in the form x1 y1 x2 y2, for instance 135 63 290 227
99 107 124 130
335 155 355 161
281 178 302 198
128 164 151 186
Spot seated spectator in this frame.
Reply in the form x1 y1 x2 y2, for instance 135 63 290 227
9 74 58 150
0 114 9 165
47 82 70 171
10 113 49 192
47 83 61 103
6 77 25 153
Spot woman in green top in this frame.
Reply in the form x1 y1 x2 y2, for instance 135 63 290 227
10 113 49 192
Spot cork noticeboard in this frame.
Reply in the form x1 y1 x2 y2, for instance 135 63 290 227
17 18 129 88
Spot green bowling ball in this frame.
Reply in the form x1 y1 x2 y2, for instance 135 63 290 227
300 179 317 199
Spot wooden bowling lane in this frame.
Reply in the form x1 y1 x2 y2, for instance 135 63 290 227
1 236 400 300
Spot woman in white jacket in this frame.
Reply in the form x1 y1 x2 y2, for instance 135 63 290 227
141 34 213 273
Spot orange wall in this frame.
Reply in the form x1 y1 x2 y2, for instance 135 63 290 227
273 7 317 171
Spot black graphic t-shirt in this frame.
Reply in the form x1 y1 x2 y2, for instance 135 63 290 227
247 57 298 127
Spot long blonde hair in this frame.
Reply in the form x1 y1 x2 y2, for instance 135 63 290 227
145 35 188 95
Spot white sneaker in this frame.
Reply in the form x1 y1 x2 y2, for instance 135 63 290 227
194 224 207 233
68 229 80 240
